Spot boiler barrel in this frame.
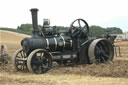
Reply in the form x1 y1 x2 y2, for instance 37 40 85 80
46 36 72 51
21 36 72 52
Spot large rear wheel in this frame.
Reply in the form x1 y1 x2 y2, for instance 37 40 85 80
88 38 114 64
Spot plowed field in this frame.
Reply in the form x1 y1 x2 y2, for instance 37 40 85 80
0 30 128 85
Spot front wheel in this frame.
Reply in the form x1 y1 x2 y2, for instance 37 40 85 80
27 49 53 74
12 48 27 71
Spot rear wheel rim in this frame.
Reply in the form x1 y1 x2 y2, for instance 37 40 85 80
88 38 114 64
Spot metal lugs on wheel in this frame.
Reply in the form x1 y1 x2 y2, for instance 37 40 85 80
88 38 114 64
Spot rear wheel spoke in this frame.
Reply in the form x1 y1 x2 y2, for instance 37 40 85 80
88 39 114 64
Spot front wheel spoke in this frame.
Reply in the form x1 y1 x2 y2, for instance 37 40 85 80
36 56 41 63
20 51 24 58
104 54 110 58
21 65 24 70
16 56 21 58
13 49 28 71
23 52 26 58
96 56 101 62
40 52 44 57
42 64 48 69
96 58 101 64
39 65 47 73
16 63 24 65
44 58 49 62
39 66 43 73
32 62 48 73
101 56 106 63
33 67 37 72
42 65 48 72
32 64 41 73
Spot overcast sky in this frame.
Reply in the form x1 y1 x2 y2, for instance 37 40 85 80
0 0 128 32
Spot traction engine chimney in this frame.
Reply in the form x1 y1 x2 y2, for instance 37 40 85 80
30 8 39 36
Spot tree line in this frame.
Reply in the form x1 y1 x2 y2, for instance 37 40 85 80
17 24 123 37
0 24 123 37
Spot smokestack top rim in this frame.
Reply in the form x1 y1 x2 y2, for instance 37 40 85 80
30 8 39 11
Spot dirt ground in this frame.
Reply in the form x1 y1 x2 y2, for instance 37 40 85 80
0 30 128 85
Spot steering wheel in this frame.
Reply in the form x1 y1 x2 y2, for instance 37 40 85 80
69 19 89 41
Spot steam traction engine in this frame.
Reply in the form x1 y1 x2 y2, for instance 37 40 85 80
12 8 114 74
